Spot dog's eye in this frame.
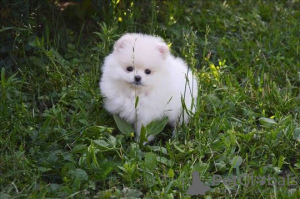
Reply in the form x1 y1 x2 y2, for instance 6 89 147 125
126 66 134 72
145 69 151 75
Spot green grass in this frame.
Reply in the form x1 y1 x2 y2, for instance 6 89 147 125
1 0 300 198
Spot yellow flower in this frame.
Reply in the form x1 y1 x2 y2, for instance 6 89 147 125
200 72 211 83
218 59 226 67
209 63 220 81
130 132 134 137
118 17 122 22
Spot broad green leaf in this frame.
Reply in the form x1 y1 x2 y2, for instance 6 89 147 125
79 119 89 126
150 146 168 155
259 117 277 128
156 156 173 166
146 117 169 135
108 135 117 147
293 128 300 142
231 156 243 169
113 114 134 135
93 140 109 149
168 168 174 178
123 188 143 198
145 152 157 171
229 156 243 175
68 168 88 181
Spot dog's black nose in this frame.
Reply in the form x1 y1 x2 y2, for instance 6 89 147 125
134 75 141 82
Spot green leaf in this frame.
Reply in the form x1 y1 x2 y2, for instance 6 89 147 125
164 181 174 197
278 155 285 169
123 188 143 198
166 142 175 161
230 156 243 173
293 128 300 142
61 162 76 177
156 156 173 166
237 130 255 142
215 161 227 171
259 117 277 128
0 27 19 33
98 159 114 180
139 125 147 145
107 135 117 147
68 168 88 181
135 96 139 108
146 117 169 135
89 126 112 134
79 119 89 126
150 146 168 155
113 114 134 135
259 117 277 124
93 140 109 149
174 143 185 153
145 152 157 171
1 67 5 88
168 168 174 178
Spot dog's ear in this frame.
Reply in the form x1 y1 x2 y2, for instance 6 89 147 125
157 43 169 60
114 34 134 51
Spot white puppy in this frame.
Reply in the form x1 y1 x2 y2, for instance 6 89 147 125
100 33 198 142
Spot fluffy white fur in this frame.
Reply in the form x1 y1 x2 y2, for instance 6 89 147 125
100 33 198 142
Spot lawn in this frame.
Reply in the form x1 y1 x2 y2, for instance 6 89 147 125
0 0 299 198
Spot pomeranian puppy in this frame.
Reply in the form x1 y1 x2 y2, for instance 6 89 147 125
100 33 198 142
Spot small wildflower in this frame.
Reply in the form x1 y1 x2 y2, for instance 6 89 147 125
130 132 134 138
218 59 226 67
118 17 122 22
200 72 210 83
209 63 220 81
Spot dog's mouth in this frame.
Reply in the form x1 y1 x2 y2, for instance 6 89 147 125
133 81 142 86
130 81 143 86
